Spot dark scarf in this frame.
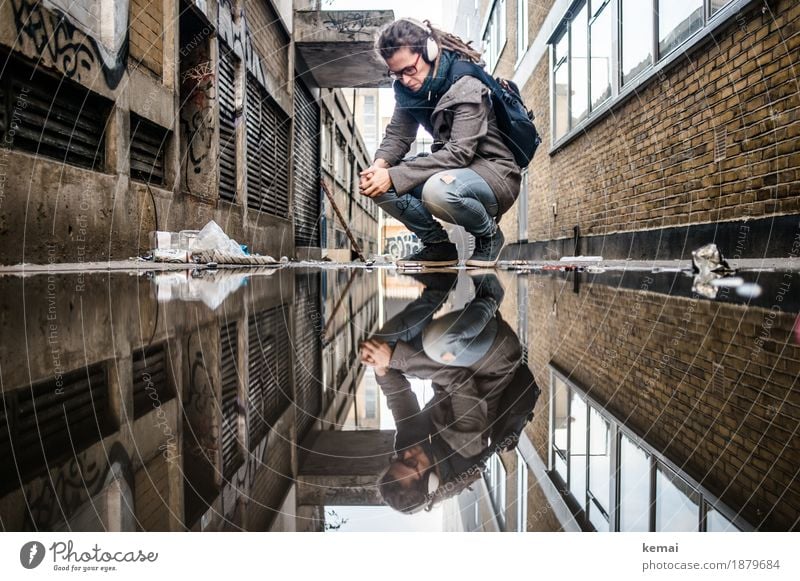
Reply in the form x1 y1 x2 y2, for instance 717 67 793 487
393 49 459 133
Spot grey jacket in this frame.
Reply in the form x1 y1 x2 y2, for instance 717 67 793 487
374 75 522 217
376 314 522 458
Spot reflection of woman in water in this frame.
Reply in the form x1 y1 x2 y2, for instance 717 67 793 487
359 272 523 513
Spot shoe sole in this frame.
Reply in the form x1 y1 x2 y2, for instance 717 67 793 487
465 258 499 267
397 259 459 267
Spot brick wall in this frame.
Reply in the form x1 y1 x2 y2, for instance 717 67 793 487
501 271 800 529
130 0 164 77
499 0 800 247
245 0 290 92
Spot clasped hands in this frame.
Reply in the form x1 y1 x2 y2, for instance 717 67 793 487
359 338 393 376
359 159 393 197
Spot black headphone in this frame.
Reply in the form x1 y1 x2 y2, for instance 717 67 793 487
397 18 440 64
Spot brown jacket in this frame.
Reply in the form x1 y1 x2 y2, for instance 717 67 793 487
374 75 522 217
376 315 522 458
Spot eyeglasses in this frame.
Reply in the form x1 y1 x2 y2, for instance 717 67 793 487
387 52 422 80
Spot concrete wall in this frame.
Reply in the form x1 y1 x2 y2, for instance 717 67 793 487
0 0 379 265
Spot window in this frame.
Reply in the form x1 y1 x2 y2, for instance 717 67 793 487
363 95 377 157
551 0 736 145
485 454 507 530
621 0 653 85
483 0 507 73
658 0 704 58
516 449 528 531
518 168 528 240
516 0 529 64
549 368 747 532
321 117 331 168
710 0 733 16
589 0 612 111
588 407 611 531
570 2 589 127
618 434 651 531
552 32 569 141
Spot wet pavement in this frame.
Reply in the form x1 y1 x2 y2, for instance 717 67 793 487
0 265 798 531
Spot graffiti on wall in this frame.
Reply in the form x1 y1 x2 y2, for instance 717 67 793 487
10 0 129 90
384 232 422 259
178 3 217 202
322 12 376 40
180 63 216 196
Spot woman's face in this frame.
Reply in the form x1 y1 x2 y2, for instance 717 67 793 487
385 46 432 92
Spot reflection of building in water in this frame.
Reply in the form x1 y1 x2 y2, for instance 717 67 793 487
0 267 380 531
489 271 800 532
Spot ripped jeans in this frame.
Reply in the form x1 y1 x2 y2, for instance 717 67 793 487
374 167 498 245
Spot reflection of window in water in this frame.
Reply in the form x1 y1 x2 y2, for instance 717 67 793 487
484 454 507 530
549 368 743 532
516 448 529 532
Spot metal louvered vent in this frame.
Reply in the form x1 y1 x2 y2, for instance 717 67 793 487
245 73 290 218
130 113 169 185
0 56 109 171
132 342 175 419
293 272 323 437
293 81 320 247
220 321 242 479
218 42 238 202
0 364 111 494
247 305 291 450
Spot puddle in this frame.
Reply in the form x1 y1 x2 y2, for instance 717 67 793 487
0 267 797 531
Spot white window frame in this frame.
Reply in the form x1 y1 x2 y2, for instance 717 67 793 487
515 0 529 67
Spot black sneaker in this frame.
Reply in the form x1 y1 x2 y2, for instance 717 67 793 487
466 226 505 267
397 241 458 267
468 271 505 304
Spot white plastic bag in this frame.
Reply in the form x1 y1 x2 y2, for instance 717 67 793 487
192 220 245 256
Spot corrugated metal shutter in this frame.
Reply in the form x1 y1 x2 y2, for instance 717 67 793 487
130 114 169 185
293 272 322 438
0 364 111 494
247 305 291 450
292 81 320 247
245 73 290 217
0 58 108 170
218 42 238 202
220 321 242 479
131 342 174 419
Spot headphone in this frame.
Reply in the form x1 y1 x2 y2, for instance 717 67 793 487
397 18 440 64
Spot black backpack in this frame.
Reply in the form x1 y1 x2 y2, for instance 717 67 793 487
405 60 542 168
449 61 542 168
421 361 541 510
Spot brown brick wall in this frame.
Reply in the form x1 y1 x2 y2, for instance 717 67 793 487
501 271 800 530
500 0 800 246
245 0 290 92
130 0 164 77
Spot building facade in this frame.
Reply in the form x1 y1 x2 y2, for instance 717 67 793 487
0 0 380 265
472 0 800 261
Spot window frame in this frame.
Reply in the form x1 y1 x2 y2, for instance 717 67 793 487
548 364 749 532
547 0 745 153
515 0 529 67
